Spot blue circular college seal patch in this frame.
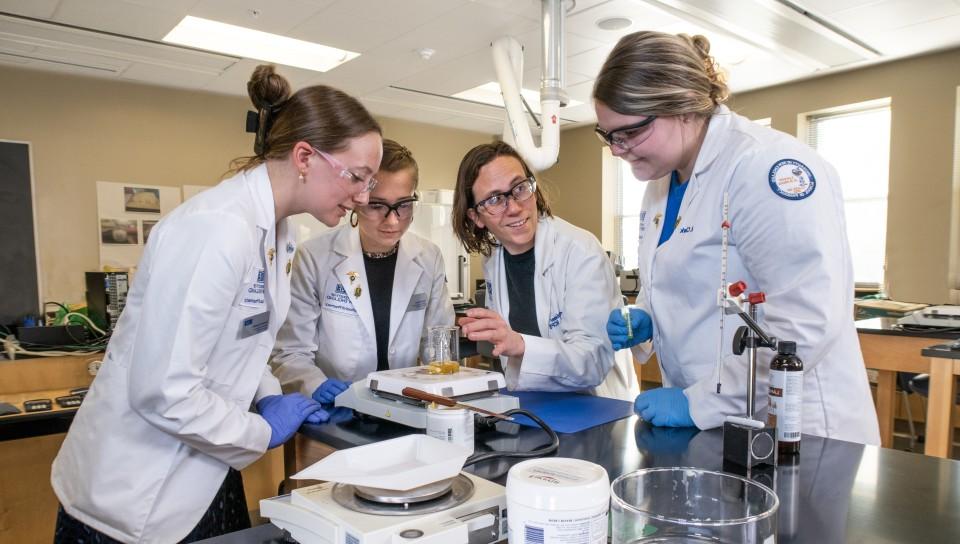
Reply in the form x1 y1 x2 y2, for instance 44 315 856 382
768 159 816 200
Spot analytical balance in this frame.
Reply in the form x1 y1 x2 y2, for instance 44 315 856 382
262 435 506 544
335 366 519 428
261 473 506 544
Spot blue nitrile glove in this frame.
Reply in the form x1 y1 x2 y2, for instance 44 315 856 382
607 308 652 350
257 393 329 449
634 387 695 427
312 378 352 405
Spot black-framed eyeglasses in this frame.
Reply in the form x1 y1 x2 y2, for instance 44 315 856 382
473 177 537 216
594 115 658 149
357 194 419 220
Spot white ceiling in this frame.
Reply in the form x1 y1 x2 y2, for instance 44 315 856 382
1 0 959 135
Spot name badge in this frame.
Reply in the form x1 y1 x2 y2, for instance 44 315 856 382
323 283 358 316
239 311 270 339
240 268 266 308
406 292 427 312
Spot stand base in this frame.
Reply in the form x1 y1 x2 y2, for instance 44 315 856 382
723 421 776 468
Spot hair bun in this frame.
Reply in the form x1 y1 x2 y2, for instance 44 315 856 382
247 64 291 111
690 34 712 58
684 34 728 105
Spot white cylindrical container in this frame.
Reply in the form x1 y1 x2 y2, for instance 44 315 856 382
506 458 610 544
425 405 474 451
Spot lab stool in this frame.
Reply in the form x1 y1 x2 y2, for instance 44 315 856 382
895 372 922 450
907 373 960 446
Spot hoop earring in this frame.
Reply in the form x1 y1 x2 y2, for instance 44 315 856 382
350 210 359 228
298 171 306 184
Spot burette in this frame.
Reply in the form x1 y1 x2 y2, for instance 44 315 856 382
716 192 730 394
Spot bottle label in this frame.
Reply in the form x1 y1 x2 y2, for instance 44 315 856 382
771 369 803 442
768 369 783 416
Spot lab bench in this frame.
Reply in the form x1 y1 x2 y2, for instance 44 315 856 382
856 318 960 455
202 410 960 543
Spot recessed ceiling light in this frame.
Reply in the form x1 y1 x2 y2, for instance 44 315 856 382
453 82 582 114
596 17 632 31
163 16 359 73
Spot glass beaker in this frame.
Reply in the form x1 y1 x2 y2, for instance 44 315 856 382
426 326 460 375
610 467 778 543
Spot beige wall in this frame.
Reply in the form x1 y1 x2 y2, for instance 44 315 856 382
728 47 960 304
541 124 605 237
0 65 492 305
545 47 960 304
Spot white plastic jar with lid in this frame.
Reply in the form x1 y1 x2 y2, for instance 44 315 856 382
506 458 610 544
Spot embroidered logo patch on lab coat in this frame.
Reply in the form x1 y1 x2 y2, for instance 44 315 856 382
768 159 816 200
548 311 563 329
323 282 358 316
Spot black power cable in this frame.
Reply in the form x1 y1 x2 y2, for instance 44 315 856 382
464 408 559 467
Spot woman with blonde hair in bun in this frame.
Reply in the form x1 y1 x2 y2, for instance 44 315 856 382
595 31 879 446
52 65 383 543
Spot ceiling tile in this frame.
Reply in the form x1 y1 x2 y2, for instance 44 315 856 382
430 115 502 135
199 58 317 96
289 7 415 53
0 0 61 19
365 86 506 121
367 103 454 126
790 0 880 16
190 0 330 35
3 0 960 133
52 0 193 41
853 13 960 56
323 0 466 27
829 0 960 32
120 61 220 89
565 0 678 43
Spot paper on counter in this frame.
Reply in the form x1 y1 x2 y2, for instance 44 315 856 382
292 434 471 490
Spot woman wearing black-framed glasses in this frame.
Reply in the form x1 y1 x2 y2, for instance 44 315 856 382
450 141 638 400
270 140 454 405
592 31 879 447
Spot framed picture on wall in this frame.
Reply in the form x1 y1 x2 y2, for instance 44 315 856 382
142 220 158 244
124 186 161 213
101 219 138 245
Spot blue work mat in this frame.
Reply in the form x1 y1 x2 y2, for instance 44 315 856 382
508 391 635 434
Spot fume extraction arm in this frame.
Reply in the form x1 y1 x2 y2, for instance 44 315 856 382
492 0 570 172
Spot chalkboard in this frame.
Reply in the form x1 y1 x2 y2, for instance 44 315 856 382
0 141 40 328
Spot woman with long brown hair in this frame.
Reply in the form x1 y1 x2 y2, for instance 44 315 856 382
51 65 384 543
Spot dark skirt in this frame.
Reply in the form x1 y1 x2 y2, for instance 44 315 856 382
54 467 252 543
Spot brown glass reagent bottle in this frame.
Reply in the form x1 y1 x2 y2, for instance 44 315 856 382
769 340 803 455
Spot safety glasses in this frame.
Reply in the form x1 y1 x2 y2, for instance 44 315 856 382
356 194 419 221
594 115 658 150
313 147 378 193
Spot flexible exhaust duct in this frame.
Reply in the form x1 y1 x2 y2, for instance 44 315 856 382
492 0 568 172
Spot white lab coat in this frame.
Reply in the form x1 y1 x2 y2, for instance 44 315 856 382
484 216 638 399
51 164 292 543
270 225 455 394
631 105 880 445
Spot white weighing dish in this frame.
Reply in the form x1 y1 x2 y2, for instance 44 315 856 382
293 435 471 491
